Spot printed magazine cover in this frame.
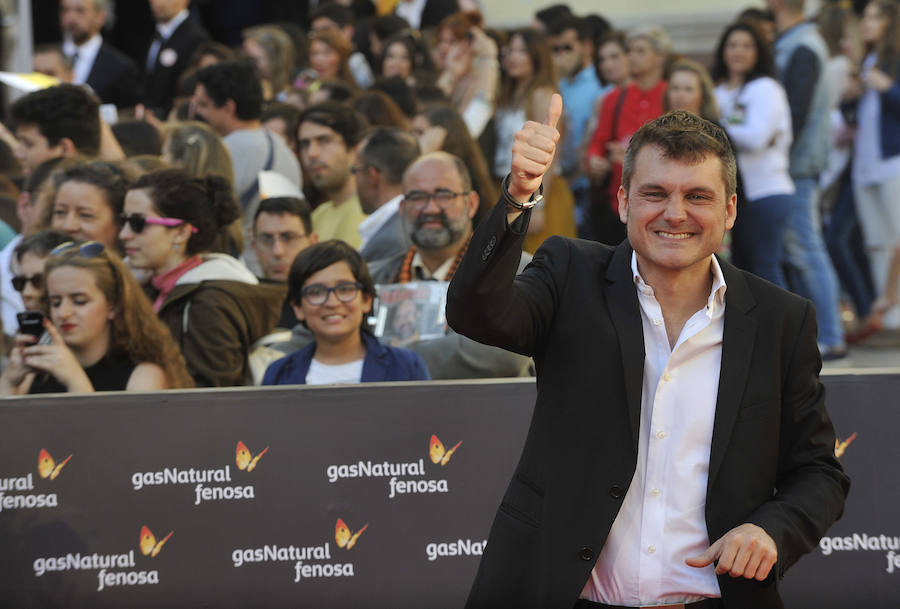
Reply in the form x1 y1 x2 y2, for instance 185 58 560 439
373 282 448 347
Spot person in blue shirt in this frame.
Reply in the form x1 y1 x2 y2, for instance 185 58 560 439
262 240 430 385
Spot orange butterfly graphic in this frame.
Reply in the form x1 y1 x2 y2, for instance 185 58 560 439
335 518 367 550
429 434 462 466
834 432 858 458
236 441 269 472
37 449 72 480
139 525 173 557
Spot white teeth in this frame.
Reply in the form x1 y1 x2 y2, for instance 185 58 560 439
657 231 692 239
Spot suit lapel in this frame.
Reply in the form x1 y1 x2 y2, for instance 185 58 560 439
603 241 645 445
708 258 757 489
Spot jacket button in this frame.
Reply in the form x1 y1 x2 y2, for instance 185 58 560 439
579 547 594 561
489 235 497 247
609 484 624 498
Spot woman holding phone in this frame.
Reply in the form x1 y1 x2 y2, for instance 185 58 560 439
0 241 193 395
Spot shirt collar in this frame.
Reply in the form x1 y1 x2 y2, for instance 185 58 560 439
358 194 402 246
630 252 727 316
157 9 190 40
411 250 454 282
63 33 102 56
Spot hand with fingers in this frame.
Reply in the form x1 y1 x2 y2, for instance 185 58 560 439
685 523 778 581
508 93 563 205
21 319 94 393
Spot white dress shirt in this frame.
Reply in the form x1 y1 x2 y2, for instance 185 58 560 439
358 194 402 250
580 253 726 606
63 34 102 85
146 8 189 71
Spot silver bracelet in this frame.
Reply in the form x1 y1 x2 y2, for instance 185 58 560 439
502 174 544 210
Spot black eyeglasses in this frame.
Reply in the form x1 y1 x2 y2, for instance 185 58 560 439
12 273 43 291
402 189 469 212
50 240 105 257
300 282 364 305
120 213 199 234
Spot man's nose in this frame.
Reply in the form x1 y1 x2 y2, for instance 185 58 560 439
663 197 688 222
271 238 286 256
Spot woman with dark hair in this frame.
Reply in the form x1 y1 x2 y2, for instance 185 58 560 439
120 169 284 387
378 31 436 86
48 160 134 250
351 90 410 129
850 0 900 333
494 28 575 251
412 103 498 223
0 240 194 395
713 21 795 288
262 240 429 385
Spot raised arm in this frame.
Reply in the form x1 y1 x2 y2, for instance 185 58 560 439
446 95 568 355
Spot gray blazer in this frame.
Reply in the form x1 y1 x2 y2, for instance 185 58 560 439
360 211 411 263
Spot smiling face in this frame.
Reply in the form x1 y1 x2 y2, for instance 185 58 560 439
401 157 477 251
291 260 373 345
46 264 114 354
119 188 189 275
618 144 736 284
52 180 119 248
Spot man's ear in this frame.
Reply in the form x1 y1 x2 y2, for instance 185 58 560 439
465 190 480 220
309 231 319 244
224 98 238 118
57 137 77 157
617 186 628 224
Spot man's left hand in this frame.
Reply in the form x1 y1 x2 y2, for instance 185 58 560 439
685 523 777 580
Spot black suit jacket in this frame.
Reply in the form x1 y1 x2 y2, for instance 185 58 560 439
419 0 459 30
86 43 140 108
446 201 850 609
141 15 210 117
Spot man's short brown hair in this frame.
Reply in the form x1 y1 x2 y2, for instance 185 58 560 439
621 110 737 197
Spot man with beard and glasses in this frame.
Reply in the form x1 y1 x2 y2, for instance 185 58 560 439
367 152 533 379
298 103 369 249
59 0 140 109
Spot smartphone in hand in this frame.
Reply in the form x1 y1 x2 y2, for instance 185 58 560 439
17 311 52 345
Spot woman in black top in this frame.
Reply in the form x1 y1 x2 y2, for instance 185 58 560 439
0 241 194 395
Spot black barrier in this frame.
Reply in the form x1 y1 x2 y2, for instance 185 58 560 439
0 376 897 608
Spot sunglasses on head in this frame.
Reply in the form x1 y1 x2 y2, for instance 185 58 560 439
120 213 199 234
50 240 105 257
11 273 42 291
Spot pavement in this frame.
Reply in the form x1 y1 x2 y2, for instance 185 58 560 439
822 329 900 375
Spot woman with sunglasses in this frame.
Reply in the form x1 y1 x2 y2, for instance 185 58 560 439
0 241 194 395
120 169 285 387
262 240 429 385
11 229 71 312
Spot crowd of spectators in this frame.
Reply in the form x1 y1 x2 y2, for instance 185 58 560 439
0 0 897 394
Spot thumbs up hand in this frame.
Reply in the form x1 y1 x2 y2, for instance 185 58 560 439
508 93 562 203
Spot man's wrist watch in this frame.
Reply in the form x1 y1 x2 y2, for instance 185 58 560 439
502 174 544 210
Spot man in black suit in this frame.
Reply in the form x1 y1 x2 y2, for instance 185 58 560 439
141 0 209 118
59 0 140 109
447 100 849 608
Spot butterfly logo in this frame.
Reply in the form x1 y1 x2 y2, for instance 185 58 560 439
335 518 367 551
236 441 269 472
834 432 858 458
139 525 173 558
37 449 72 480
429 434 462 466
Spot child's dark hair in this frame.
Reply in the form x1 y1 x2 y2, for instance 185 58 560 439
287 239 376 312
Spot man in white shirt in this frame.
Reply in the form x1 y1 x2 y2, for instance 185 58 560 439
59 0 139 108
355 127 418 263
447 100 849 608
